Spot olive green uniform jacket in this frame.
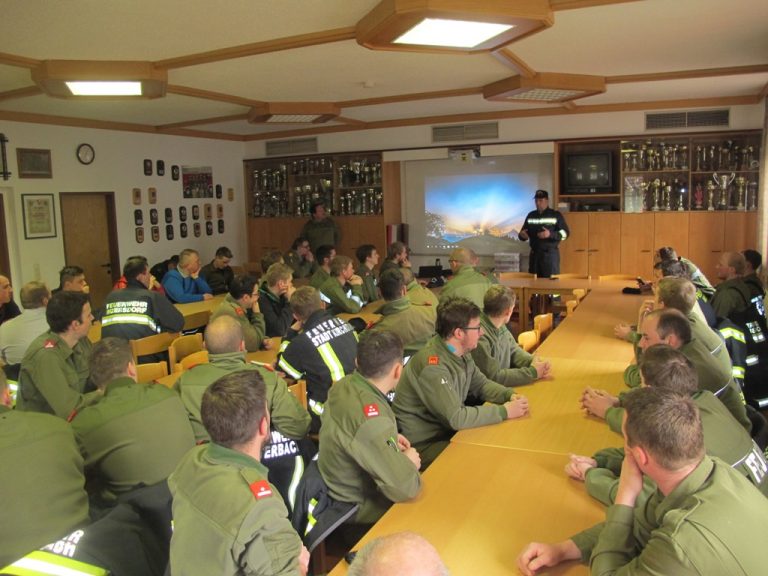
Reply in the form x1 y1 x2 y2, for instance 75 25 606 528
0 407 90 567
711 277 751 320
16 331 97 418
319 277 364 315
472 313 537 387
356 264 379 303
438 265 493 308
284 250 317 279
319 372 421 524
169 443 304 576
369 297 435 351
590 390 768 505
393 335 514 467
309 267 331 290
572 456 768 575
175 351 310 444
406 279 439 307
301 217 339 252
70 376 195 501
210 294 266 352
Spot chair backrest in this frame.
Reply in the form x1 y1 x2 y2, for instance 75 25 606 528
598 274 637 281
88 321 102 344
517 330 539 353
130 332 179 365
566 299 578 316
498 271 536 280
168 333 204 371
136 361 169 383
552 273 590 280
572 288 587 302
288 379 308 410
533 313 553 341
176 349 210 373
182 310 211 331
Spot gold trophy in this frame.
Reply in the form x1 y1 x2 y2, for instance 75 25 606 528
663 183 672 211
748 181 758 211
651 178 661 211
735 176 746 211
713 172 735 210
705 181 716 211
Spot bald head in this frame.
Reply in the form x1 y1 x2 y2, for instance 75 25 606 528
204 316 244 354
449 248 471 267
349 532 448 576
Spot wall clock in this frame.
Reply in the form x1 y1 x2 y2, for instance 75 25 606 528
76 143 95 165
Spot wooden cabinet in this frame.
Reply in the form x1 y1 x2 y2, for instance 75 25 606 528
654 212 690 262
560 213 621 276
620 213 654 279
687 212 726 282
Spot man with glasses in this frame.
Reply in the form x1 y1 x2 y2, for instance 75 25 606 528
284 237 317 279
200 246 234 295
393 297 529 468
210 275 268 352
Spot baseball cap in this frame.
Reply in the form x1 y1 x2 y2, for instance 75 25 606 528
533 190 549 199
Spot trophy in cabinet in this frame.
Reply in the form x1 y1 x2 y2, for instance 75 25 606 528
676 180 687 211
679 145 689 170
694 183 704 210
663 182 672 211
695 146 703 172
705 181 716 211
748 181 758 211
713 172 735 210
735 176 747 211
651 178 661 211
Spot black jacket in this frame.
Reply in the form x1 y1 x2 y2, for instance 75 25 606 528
258 282 293 338
101 279 184 341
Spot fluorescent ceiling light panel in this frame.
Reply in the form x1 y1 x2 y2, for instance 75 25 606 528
506 88 586 102
66 81 143 96
394 18 513 48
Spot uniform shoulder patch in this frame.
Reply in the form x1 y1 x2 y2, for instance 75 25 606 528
235 307 245 316
428 355 439 365
43 339 57 349
364 403 380 418
249 479 273 500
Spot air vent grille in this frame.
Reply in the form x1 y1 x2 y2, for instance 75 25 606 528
265 137 318 156
433 122 498 143
645 109 729 130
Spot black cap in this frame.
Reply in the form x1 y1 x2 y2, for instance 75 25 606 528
533 190 549 199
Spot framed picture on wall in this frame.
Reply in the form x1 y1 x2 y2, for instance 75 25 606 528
21 193 57 239
17 148 52 178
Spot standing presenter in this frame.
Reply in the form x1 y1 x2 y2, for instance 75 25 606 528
518 190 569 278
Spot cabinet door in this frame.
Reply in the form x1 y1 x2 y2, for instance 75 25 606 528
688 212 725 282
620 213 655 279
724 212 758 253
559 212 589 275
654 213 690 262
587 212 622 276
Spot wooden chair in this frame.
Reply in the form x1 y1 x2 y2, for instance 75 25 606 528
169 333 204 373
136 361 169 383
176 350 209 372
88 321 102 343
517 330 539 353
566 299 579 316
572 288 587 302
533 313 554 341
552 273 590 280
288 379 308 410
598 274 637 281
130 332 179 366
182 309 211 331
498 271 536 280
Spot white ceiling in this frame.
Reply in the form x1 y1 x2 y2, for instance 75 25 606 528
0 0 766 141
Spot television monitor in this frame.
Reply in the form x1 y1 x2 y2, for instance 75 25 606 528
564 151 613 195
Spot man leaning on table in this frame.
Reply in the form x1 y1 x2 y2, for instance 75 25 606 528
319 330 421 526
517 386 768 576
162 248 213 303
393 296 528 468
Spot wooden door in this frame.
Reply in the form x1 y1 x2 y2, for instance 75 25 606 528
724 212 758 253
654 212 690 262
0 193 11 281
587 212 622 276
687 212 725 282
60 193 119 309
620 213 654 280
559 212 588 275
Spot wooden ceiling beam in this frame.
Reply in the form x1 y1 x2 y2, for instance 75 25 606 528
0 86 42 102
166 85 263 107
337 87 481 108
550 0 642 11
492 48 536 78
607 64 768 84
156 113 249 130
0 52 41 68
155 27 357 69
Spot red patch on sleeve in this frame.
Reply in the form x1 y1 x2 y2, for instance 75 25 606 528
44 339 57 349
250 480 273 500
235 307 245 316
428 355 439 365
364 403 380 418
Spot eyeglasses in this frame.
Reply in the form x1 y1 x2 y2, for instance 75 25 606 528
462 326 482 332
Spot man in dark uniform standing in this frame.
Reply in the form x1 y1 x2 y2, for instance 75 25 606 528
518 190 569 278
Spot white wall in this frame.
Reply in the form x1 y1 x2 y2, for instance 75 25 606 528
1 121 246 289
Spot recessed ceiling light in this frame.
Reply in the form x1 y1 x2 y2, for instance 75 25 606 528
66 81 143 96
394 18 513 48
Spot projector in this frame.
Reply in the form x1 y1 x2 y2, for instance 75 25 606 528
449 148 478 162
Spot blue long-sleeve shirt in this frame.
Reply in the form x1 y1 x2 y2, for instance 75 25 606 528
162 269 212 303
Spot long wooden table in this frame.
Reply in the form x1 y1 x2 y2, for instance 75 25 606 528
329 280 644 575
